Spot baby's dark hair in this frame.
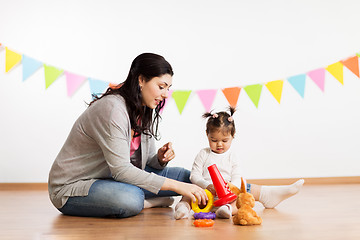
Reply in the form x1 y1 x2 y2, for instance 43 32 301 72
202 106 236 137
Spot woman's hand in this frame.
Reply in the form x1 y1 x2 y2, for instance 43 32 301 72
157 142 175 166
161 178 208 205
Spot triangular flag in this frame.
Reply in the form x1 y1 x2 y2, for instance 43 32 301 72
196 89 218 112
22 55 43 81
88 78 110 98
221 87 241 107
244 84 263 108
326 62 343 85
307 68 325 92
265 80 283 104
341 56 359 78
5 47 22 72
160 90 173 114
171 90 192 114
65 72 87 97
109 82 123 89
288 74 306 98
44 64 64 89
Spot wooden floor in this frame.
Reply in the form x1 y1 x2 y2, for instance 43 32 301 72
1 184 360 240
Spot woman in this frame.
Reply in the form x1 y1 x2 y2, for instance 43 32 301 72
48 53 208 218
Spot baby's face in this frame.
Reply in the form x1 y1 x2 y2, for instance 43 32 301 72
207 130 233 154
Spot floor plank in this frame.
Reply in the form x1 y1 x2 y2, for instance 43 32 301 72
0 184 359 240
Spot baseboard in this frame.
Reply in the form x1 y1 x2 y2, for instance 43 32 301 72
0 176 359 191
0 183 48 191
247 176 360 185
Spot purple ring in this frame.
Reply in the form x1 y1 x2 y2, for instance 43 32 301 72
193 212 216 219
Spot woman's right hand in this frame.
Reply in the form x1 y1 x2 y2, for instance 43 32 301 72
161 178 208 205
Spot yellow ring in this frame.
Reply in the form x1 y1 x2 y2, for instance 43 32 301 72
191 189 214 213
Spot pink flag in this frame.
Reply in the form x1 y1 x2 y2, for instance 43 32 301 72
307 68 325 92
65 72 86 97
160 90 173 114
196 89 218 112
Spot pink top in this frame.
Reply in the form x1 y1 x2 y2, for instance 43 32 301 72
130 135 141 156
130 119 142 156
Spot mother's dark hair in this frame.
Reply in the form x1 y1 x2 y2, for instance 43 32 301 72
89 53 173 140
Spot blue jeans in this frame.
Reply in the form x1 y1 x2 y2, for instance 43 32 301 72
58 166 191 218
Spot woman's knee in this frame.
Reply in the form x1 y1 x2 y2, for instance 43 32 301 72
108 185 145 217
58 180 145 218
84 180 145 218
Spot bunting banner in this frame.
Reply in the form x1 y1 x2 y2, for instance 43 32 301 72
265 80 283 104
222 87 241 107
341 56 359 78
160 90 173 114
5 47 22 72
88 78 110 97
171 90 192 114
196 89 217 112
326 62 344 85
65 72 87 97
2 43 360 114
44 64 64 89
22 55 43 81
244 84 263 108
288 74 306 98
307 68 325 92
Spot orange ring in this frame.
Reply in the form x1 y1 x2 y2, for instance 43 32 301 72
193 219 215 227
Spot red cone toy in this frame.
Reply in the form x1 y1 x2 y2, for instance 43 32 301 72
208 164 237 207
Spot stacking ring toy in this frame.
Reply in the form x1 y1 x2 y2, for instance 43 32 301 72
191 189 214 213
193 212 216 220
193 219 215 227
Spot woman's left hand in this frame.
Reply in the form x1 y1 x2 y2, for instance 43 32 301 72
157 142 175 165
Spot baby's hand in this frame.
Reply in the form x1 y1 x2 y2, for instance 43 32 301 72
206 184 216 196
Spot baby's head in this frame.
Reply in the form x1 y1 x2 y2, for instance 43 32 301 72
202 106 236 154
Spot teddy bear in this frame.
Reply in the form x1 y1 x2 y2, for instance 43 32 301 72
228 178 262 226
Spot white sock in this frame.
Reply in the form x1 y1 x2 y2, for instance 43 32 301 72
144 196 175 208
259 179 305 209
215 204 232 219
174 201 191 220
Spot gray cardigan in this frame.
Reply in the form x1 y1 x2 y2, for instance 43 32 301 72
48 95 166 208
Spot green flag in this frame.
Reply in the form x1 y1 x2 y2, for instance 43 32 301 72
44 64 64 89
172 90 192 114
244 84 263 108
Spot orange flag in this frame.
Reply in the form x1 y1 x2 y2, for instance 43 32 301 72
221 87 241 107
340 56 359 78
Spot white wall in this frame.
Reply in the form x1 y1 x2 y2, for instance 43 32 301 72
0 0 359 182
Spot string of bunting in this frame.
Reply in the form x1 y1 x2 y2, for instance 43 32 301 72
1 43 359 114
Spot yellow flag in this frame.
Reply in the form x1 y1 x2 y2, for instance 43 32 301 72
265 80 283 104
5 47 22 73
326 62 343 85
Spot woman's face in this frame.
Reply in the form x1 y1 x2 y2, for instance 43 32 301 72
139 74 172 109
